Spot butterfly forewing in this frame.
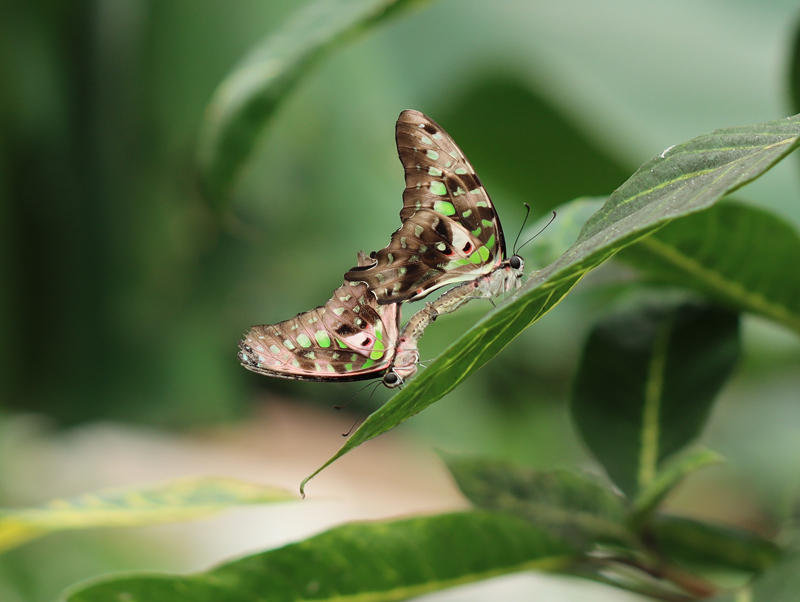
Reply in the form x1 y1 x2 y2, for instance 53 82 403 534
238 279 400 382
345 110 507 303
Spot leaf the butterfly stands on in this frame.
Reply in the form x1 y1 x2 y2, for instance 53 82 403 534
344 109 525 305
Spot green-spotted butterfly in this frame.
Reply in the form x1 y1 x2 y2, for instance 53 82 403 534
238 252 419 388
344 109 525 304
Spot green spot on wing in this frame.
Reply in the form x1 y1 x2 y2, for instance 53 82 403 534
433 201 456 215
486 233 496 249
454 167 468 175
315 331 331 348
482 219 493 228
430 181 446 196
345 363 353 371
462 209 472 218
476 201 488 207
296 334 312 348
478 245 490 261
468 250 482 264
362 358 375 370
336 338 348 349
472 227 481 236
426 150 439 160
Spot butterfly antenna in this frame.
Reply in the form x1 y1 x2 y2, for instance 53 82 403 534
515 210 557 255
512 203 532 256
334 380 378 410
341 381 382 436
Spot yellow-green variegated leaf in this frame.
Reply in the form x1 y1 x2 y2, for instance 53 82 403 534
0 477 294 553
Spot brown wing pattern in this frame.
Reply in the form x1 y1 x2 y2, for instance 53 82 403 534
344 109 507 303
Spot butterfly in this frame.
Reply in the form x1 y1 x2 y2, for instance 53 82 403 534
239 110 531 388
238 252 420 388
344 109 525 305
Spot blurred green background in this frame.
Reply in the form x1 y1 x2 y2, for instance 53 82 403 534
2 0 800 600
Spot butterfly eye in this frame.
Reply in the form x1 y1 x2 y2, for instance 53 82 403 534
509 255 523 270
383 372 400 387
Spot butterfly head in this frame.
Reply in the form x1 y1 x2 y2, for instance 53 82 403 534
382 371 402 388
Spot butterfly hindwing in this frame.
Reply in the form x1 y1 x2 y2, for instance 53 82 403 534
345 110 507 303
238 270 400 382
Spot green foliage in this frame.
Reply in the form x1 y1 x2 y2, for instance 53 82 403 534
571 301 739 498
617 200 800 334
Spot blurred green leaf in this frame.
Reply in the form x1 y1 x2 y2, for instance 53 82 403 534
790 15 800 116
61 511 575 602
651 515 782 576
571 301 740 498
197 0 434 206
0 477 294 554
301 114 800 494
617 200 800 335
631 447 724 526
445 457 633 549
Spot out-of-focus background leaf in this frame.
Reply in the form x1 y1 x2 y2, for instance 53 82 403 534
2 1 800 601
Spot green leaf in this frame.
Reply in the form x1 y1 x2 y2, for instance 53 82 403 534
0 477 294 554
651 515 782 575
61 511 576 602
197 0 434 207
571 301 740 498
617 200 800 334
445 457 633 549
631 447 724 526
301 114 800 493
